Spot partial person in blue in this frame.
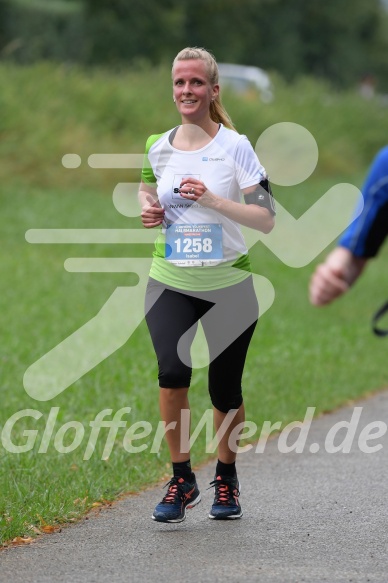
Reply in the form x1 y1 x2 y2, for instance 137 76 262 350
309 146 388 317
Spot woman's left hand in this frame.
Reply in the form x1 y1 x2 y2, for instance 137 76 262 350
179 177 275 233
179 177 216 208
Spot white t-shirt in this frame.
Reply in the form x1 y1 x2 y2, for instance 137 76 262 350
141 124 266 288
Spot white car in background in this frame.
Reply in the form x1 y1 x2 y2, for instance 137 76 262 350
218 63 274 103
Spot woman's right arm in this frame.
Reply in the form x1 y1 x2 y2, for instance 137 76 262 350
138 181 165 228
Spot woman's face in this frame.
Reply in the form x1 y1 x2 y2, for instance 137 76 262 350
172 59 219 122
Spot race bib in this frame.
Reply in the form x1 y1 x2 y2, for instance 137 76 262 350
165 223 223 266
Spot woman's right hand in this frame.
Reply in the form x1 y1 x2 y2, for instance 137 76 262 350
140 193 165 228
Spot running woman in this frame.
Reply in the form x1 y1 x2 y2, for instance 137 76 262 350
139 47 276 523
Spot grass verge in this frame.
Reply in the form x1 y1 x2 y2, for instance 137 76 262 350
1 173 387 545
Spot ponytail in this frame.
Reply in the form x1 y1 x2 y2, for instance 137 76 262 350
209 97 235 130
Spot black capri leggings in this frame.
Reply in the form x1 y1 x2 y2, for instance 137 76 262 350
145 276 258 413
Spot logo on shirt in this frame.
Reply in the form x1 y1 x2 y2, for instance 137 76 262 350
172 173 200 199
202 157 225 162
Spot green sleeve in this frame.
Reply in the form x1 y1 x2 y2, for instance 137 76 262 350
140 133 164 185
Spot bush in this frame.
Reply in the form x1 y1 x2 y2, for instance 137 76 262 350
1 62 387 193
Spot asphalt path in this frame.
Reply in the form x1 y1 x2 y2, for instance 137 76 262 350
1 390 388 583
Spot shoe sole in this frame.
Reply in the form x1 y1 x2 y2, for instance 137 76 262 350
152 493 202 523
208 510 243 520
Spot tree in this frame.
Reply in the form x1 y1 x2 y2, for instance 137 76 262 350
185 0 388 89
0 0 84 63
1 0 387 90
83 0 185 66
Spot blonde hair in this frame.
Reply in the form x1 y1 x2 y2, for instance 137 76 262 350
172 47 236 131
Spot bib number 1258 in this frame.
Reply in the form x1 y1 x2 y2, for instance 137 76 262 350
174 237 213 254
165 223 223 264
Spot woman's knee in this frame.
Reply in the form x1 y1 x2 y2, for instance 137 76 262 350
158 365 192 389
208 384 243 413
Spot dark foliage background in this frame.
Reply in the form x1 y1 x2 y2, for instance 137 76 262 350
1 0 388 90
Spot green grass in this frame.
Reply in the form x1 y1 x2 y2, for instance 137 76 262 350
1 172 388 545
1 61 388 544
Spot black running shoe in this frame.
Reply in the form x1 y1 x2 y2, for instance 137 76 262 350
152 476 201 523
208 475 242 519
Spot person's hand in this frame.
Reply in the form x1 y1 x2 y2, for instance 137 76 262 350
179 177 217 208
309 247 367 306
140 193 165 228
309 263 349 306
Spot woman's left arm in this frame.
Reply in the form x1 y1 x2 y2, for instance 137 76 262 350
179 178 275 234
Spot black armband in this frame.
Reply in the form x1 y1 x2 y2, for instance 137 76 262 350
244 178 276 216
